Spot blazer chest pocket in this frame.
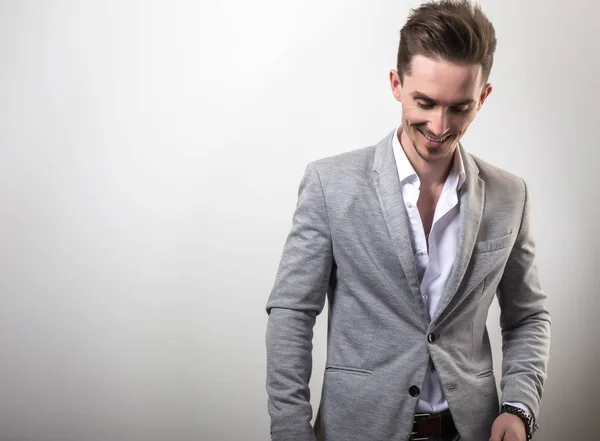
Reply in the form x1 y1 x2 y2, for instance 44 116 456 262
473 233 515 254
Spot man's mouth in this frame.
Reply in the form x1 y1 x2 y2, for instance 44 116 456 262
418 128 452 143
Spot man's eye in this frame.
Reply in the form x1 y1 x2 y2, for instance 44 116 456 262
450 106 470 113
416 102 434 109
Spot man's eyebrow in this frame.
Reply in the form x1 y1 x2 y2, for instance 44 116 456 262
411 91 475 106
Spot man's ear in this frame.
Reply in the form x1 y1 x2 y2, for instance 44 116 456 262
389 69 403 103
477 83 493 110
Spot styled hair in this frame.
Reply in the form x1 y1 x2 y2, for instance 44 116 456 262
397 0 497 84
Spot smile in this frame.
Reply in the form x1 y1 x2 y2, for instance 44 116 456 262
418 129 451 143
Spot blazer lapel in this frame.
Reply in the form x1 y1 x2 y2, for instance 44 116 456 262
372 131 428 318
431 145 485 324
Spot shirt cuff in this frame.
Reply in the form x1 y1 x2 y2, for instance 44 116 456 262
503 401 532 415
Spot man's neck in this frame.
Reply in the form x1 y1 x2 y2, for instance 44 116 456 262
400 129 455 191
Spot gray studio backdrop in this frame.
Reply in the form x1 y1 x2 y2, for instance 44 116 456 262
0 0 598 440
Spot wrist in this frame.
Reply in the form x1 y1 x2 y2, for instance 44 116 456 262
501 404 538 440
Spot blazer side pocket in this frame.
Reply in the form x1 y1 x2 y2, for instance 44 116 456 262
325 365 373 376
475 367 494 378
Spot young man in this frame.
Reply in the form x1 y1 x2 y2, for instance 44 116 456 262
265 1 550 440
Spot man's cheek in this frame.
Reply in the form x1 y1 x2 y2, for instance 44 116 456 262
404 114 427 131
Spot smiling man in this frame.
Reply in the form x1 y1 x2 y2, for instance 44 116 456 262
265 1 550 441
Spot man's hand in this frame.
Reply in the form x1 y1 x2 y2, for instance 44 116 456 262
489 412 526 441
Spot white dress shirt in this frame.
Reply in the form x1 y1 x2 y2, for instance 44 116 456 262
392 126 464 413
392 126 529 415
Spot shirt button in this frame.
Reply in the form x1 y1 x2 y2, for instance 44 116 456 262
422 294 428 300
416 250 424 256
406 202 413 208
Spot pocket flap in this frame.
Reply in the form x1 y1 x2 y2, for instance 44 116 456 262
473 233 515 254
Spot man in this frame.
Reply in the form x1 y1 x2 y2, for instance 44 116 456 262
265 1 551 440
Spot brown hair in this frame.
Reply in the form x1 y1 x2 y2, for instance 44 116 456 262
397 0 497 84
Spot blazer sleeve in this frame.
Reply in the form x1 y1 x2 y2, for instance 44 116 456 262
496 178 551 419
265 163 333 441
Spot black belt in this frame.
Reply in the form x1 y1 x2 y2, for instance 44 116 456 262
410 410 458 440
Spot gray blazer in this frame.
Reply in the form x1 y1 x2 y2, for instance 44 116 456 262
265 131 550 441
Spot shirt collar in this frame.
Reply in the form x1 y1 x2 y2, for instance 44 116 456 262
392 125 466 191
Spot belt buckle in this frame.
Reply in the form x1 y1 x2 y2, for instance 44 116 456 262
414 413 432 421
411 413 431 440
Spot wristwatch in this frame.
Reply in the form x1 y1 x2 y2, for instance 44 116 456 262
501 404 539 440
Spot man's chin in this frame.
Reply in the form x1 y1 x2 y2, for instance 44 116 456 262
415 144 448 161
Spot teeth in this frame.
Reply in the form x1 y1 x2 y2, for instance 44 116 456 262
421 130 449 143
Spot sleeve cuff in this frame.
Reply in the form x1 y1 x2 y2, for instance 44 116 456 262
503 401 532 415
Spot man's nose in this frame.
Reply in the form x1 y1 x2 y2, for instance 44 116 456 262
429 110 449 136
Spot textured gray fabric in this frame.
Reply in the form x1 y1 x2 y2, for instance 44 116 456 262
265 130 550 441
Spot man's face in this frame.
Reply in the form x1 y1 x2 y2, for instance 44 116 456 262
390 55 492 164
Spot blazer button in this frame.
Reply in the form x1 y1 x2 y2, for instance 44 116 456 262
409 385 420 397
428 333 437 344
